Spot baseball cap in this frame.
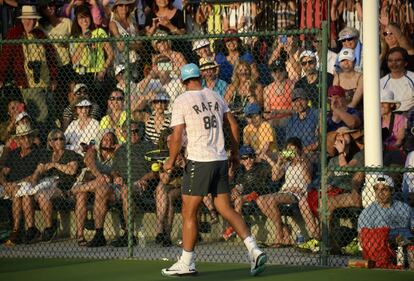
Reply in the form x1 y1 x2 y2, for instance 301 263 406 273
338 48 355 62
328 85 345 98
114 64 125 76
291 88 308 101
74 83 88 94
75 99 92 107
181 63 201 81
299 50 317 61
239 145 255 156
338 26 359 41
224 29 238 43
192 39 210 51
373 174 394 188
243 103 261 116
153 91 170 102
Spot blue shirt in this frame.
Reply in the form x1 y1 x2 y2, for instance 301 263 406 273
358 200 413 232
215 52 254 83
327 107 362 132
202 79 228 98
285 108 319 147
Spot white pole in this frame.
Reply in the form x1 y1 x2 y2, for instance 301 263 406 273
362 0 383 207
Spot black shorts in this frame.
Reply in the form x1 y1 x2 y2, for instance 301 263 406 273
182 160 229 196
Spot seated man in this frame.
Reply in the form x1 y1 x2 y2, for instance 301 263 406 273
327 86 362 132
0 123 47 244
223 145 273 241
242 103 277 158
109 121 157 247
358 175 413 268
71 129 119 247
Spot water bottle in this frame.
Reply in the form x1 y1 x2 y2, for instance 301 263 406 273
296 231 305 245
138 225 146 249
397 245 405 267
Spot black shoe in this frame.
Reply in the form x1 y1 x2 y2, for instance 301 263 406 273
6 231 22 245
25 227 41 244
162 236 172 247
86 232 106 247
41 227 57 243
155 233 164 245
110 233 137 247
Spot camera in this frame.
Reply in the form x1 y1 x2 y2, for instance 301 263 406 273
280 149 295 159
27 61 42 84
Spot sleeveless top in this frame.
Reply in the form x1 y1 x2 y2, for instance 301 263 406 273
144 114 171 145
111 18 138 66
336 72 363 109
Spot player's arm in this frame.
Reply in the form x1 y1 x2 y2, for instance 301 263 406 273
164 124 185 171
224 111 240 169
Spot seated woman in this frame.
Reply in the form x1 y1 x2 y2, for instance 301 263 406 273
144 0 186 36
144 91 171 147
151 30 187 73
333 48 364 110
256 137 312 247
224 61 263 113
100 89 127 144
71 129 119 247
31 129 82 242
65 99 100 155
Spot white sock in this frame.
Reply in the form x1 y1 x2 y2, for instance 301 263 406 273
243 235 259 253
181 249 195 265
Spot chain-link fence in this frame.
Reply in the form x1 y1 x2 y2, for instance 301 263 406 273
0 0 413 271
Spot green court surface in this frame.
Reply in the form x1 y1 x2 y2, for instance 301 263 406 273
1 258 413 281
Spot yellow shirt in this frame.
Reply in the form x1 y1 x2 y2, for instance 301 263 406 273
243 121 277 153
99 111 126 143
72 28 108 74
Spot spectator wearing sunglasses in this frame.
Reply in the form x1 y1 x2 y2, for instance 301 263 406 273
71 129 119 247
109 121 156 247
62 83 101 130
144 91 171 146
334 26 363 73
100 89 127 143
294 50 333 108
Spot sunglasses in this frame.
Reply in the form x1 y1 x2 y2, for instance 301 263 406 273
240 155 254 160
75 89 87 95
52 137 65 141
109 96 124 101
301 60 315 66
131 128 140 134
383 31 393 37
341 37 355 42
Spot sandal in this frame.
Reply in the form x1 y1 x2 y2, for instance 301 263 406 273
77 236 88 247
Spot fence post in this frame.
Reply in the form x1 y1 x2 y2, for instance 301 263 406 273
319 20 329 266
125 39 134 258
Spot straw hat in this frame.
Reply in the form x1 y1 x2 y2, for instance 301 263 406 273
75 99 92 107
18 6 42 19
112 0 136 11
199 57 218 71
13 123 37 137
380 90 401 110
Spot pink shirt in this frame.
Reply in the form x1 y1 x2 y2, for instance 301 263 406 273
382 113 407 147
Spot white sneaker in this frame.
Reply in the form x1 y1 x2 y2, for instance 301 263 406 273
161 257 197 277
250 249 267 276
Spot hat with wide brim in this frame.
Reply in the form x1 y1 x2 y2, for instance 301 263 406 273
199 57 218 71
15 111 30 124
380 90 401 110
152 30 170 52
75 99 92 107
112 0 136 11
13 123 37 137
18 5 41 19
192 39 210 51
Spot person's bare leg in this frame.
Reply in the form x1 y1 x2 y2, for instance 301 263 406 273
213 193 250 239
22 196 35 229
12 198 22 231
75 192 88 238
166 188 180 235
94 185 110 229
299 196 320 239
181 195 203 251
37 193 53 228
327 191 362 220
155 183 168 234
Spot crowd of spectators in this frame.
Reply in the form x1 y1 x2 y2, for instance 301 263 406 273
0 1 413 268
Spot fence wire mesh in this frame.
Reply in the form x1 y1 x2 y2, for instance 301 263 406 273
0 0 413 271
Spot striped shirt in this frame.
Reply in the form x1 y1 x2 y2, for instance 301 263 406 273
144 114 171 145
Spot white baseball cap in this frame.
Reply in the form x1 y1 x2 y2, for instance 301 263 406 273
192 39 210 51
115 64 125 76
73 83 88 93
373 174 394 188
338 48 355 62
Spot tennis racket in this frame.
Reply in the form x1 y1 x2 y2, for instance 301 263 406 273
144 149 169 163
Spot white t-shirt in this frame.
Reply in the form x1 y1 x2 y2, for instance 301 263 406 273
170 87 229 162
380 71 414 112
65 118 100 155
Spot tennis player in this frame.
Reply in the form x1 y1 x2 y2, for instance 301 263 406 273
162 63 267 277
